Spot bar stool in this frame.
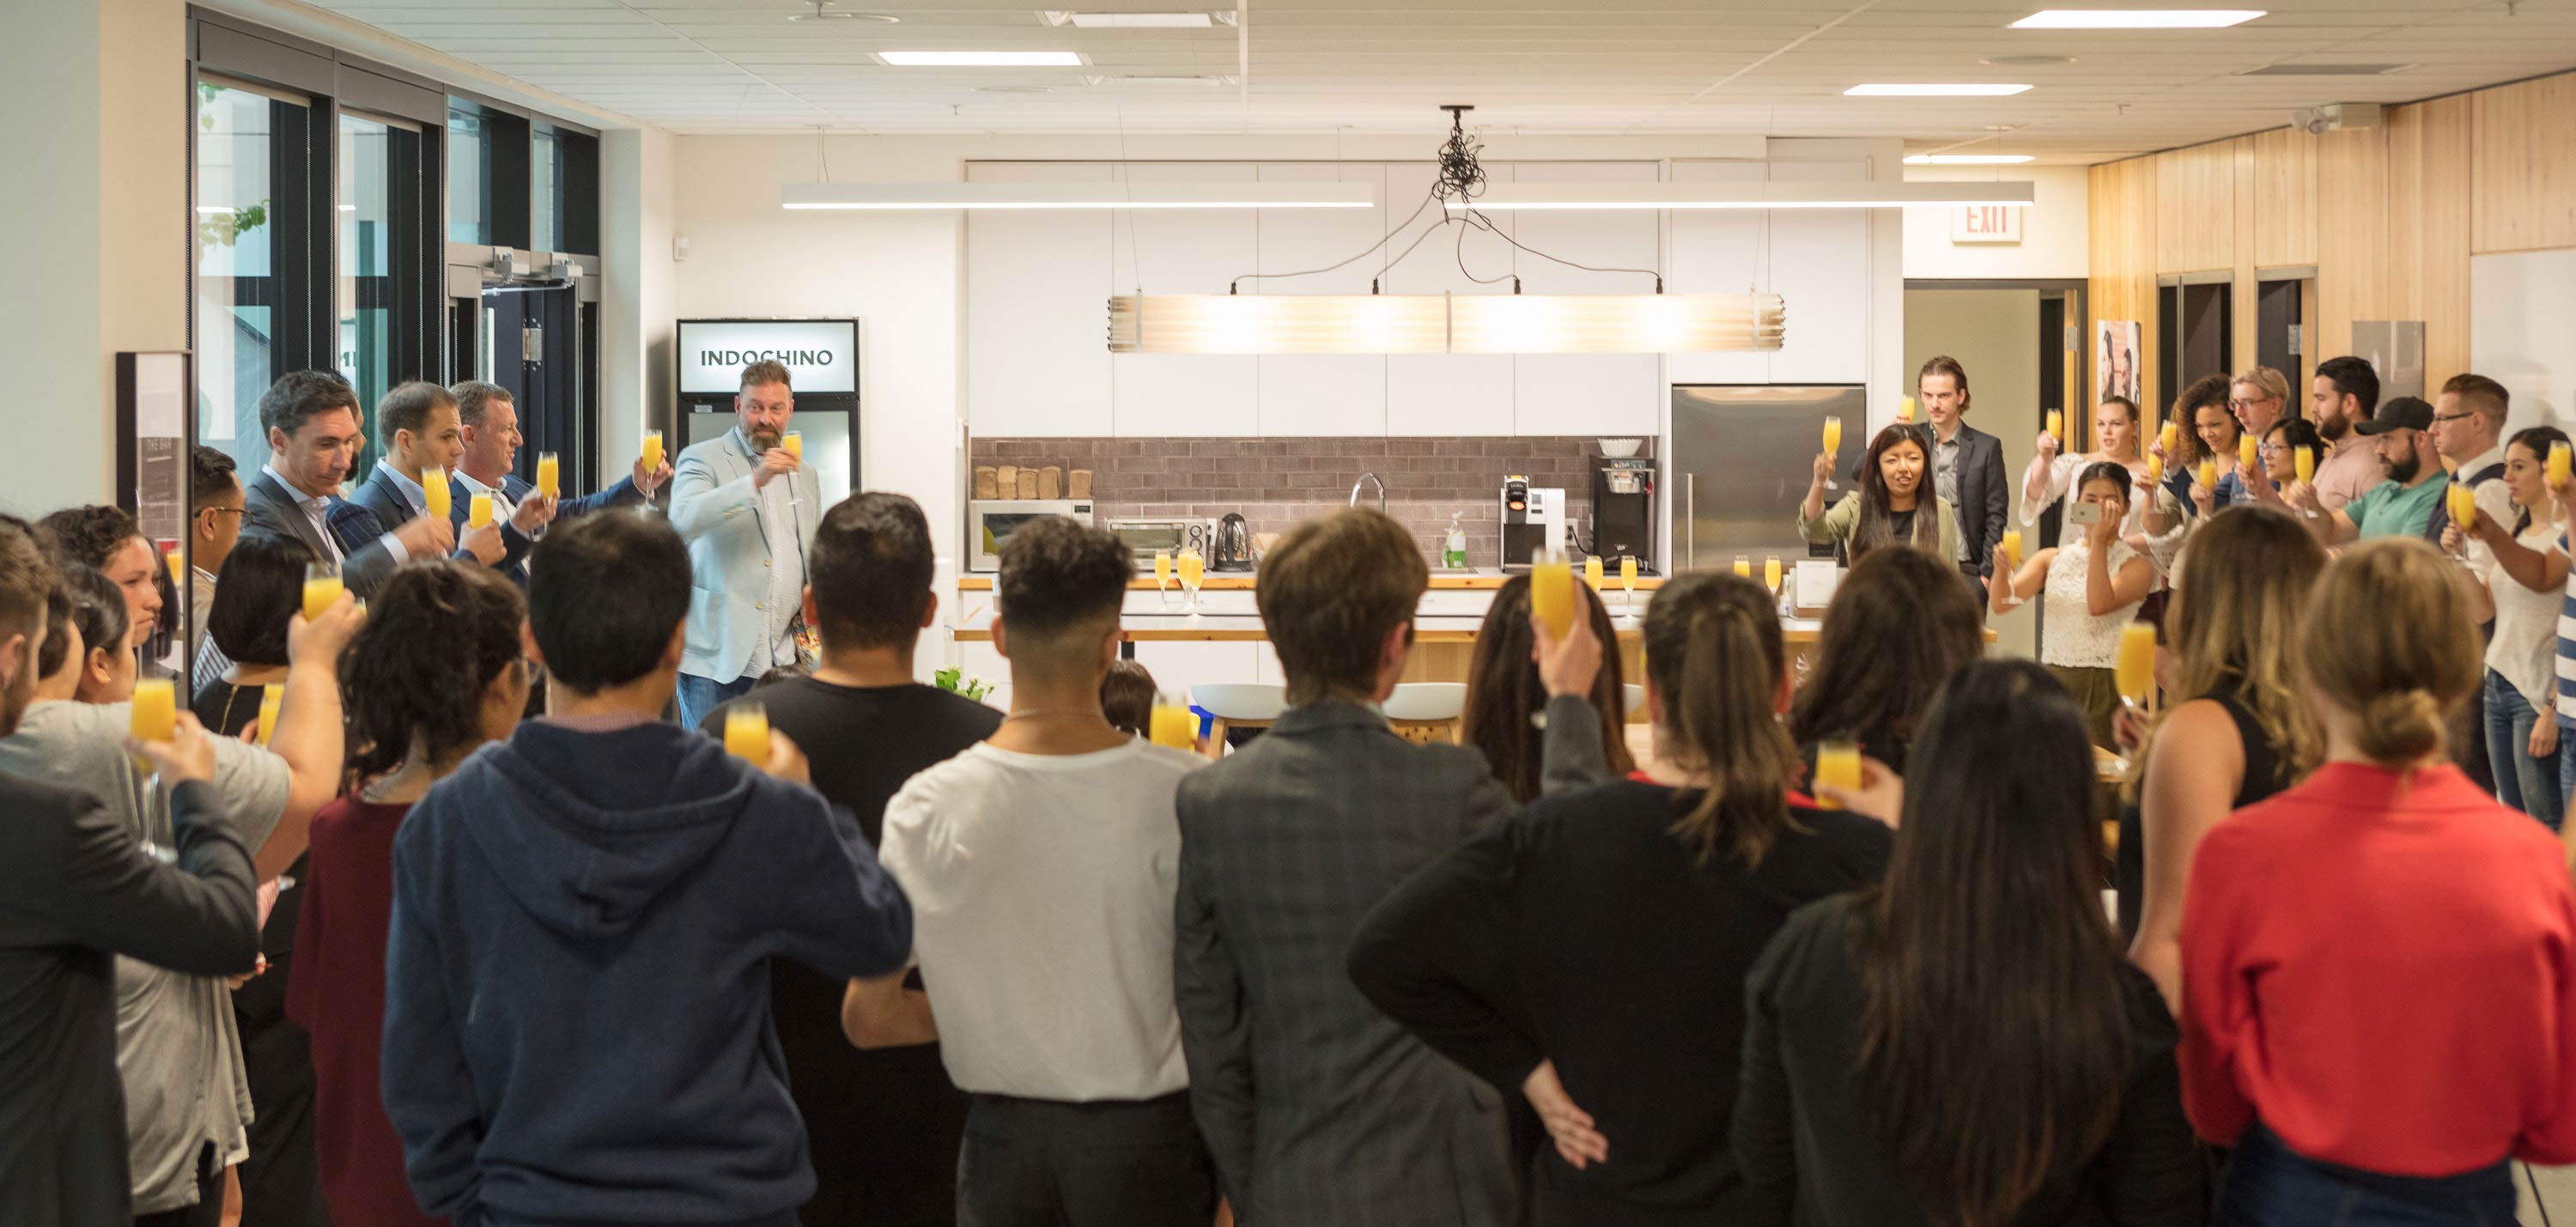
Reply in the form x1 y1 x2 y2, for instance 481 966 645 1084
1384 683 1467 746
1191 683 1287 760
1623 683 1649 724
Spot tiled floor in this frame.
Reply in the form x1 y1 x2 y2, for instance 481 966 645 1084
2524 1164 2573 1224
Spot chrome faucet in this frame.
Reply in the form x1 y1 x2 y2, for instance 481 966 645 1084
1350 471 1387 513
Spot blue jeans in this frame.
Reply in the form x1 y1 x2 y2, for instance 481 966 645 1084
2484 670 2563 827
2218 1123 2516 1227
675 671 756 732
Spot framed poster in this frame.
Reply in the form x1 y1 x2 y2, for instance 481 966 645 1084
2097 320 2142 408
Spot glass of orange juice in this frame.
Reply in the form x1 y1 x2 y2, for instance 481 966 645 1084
1177 547 1205 614
130 676 176 774
536 452 561 500
2146 450 2164 485
422 466 451 520
2045 408 2064 445
1153 549 1174 608
1733 555 1751 579
161 548 184 588
1531 551 1576 640
254 683 284 746
2196 459 2217 493
2447 483 2479 551
1619 555 1638 611
723 702 771 762
1898 396 1916 423
2239 434 2259 471
2551 441 2572 489
1583 556 1605 591
302 562 343 624
1150 697 1198 753
781 433 806 506
1763 555 1783 594
641 430 666 508
1814 740 1861 810
2160 419 2178 453
467 491 495 531
2293 445 2318 485
1821 416 1844 490
2000 528 2022 571
2115 623 2159 708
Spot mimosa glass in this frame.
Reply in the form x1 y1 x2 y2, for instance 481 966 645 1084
1733 555 1751 579
1814 740 1861 811
422 466 450 520
1530 553 1575 640
1822 416 1844 490
2000 528 2022 572
255 683 283 746
1178 548 1205 614
467 492 495 531
1619 555 1638 612
723 702 771 762
536 452 560 500
301 562 343 623
2115 623 2158 706
1150 701 1197 752
1584 556 1605 591
1154 549 1174 608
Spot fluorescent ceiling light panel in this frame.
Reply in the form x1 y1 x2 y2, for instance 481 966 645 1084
1108 294 1786 355
1449 181 2036 210
875 51 1087 66
783 181 1376 210
1081 74 1236 86
1041 11 1231 27
2010 9 2263 27
1904 154 2036 164
1845 83 2032 96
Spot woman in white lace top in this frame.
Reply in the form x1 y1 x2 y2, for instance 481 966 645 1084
1991 460 2160 746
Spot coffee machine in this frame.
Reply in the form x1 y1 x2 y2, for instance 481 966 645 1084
1591 457 1656 572
1499 476 1567 573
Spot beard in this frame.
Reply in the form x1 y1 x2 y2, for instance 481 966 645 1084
2384 449 2420 483
748 424 783 453
2318 408 2350 441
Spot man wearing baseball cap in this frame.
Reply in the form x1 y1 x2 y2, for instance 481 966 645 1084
2289 395 2449 545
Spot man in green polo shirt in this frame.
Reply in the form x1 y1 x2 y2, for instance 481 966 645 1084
2292 395 2447 544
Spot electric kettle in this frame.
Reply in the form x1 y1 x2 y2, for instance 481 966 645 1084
1212 513 1255 572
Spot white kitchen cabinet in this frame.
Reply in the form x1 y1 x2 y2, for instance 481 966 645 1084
1134 641 1267 711
1764 161 1871 385
1114 163 1260 437
1384 162 1514 436
1664 160 1771 387
1255 162 1388 437
965 162 1114 436
1508 161 1662 436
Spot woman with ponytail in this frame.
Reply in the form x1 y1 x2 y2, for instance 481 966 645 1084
284 561 530 1227
1350 574 1892 1226
2180 538 2576 1225
1733 660 2205 1226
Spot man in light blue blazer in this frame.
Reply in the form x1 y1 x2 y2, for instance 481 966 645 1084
669 360 820 727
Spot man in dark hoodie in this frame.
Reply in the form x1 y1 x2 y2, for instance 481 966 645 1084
381 509 916 1227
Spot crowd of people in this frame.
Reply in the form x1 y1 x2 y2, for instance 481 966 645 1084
2 359 2573 1227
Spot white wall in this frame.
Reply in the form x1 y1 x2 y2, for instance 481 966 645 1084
0 0 189 518
602 126 677 474
2470 248 2576 436
1901 164 2089 282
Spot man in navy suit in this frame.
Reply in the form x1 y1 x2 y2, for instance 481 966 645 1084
450 380 669 588
237 372 454 598
341 381 516 569
1917 355 2008 614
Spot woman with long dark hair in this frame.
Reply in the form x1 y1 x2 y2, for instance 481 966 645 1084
191 535 306 737
2182 539 2576 1224
2121 506 2324 1001
1788 544 1984 775
1350 574 1891 1226
1462 574 1633 803
1991 461 2160 746
284 561 531 1227
1801 423 1959 566
2451 423 2574 826
1734 660 2204 1226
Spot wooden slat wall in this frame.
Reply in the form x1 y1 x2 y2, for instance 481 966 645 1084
2087 69 2576 403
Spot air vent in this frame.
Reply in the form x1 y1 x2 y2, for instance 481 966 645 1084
1983 54 2076 66
2242 64 2414 76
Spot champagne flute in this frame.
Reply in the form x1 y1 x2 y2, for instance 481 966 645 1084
1619 554 1638 612
254 683 284 746
1733 555 1751 579
467 492 495 531
1764 555 1784 612
2046 408 2065 450
536 451 561 501
2115 623 2159 715
781 431 805 507
640 430 666 511
2293 445 2320 519
1153 548 1174 609
1150 693 1198 753
2000 528 2023 573
1178 547 1205 615
1814 740 1861 811
723 702 771 762
2550 440 2572 490
1897 397 1917 424
422 465 451 521
1821 416 1844 491
1531 550 1575 641
2446 483 2480 558
302 562 343 623
1584 556 1605 592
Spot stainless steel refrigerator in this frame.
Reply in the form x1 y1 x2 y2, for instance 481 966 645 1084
1668 385 1869 574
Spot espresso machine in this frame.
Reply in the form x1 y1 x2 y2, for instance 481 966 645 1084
1499 476 1567 573
1591 457 1655 572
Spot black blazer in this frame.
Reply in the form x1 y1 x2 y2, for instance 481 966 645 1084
0 775 259 1227
239 469 403 597
1947 423 2009 577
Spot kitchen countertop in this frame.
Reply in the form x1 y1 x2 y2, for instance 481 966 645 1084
956 570 1673 592
953 615 1811 644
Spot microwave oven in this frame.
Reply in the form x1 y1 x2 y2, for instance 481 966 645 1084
1104 517 1215 564
968 500 1094 572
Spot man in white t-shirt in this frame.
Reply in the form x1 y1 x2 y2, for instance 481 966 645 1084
878 515 1213 1227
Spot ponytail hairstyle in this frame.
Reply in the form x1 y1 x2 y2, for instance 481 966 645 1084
1851 660 2130 1227
1851 423 1942 562
1642 572 1796 866
2300 538 2482 767
339 561 528 787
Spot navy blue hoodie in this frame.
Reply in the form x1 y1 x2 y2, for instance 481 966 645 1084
381 716 913 1227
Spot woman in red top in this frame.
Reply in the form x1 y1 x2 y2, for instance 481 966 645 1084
283 562 531 1227
2179 538 2576 1224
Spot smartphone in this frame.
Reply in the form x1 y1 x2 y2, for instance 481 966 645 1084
2069 502 2105 526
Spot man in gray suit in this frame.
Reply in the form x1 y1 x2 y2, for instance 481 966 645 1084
1173 508 1606 1227
237 371 453 598
669 360 821 727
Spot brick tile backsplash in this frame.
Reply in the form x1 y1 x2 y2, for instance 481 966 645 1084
969 436 1646 565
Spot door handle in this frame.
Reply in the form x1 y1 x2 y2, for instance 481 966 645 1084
1686 474 1696 572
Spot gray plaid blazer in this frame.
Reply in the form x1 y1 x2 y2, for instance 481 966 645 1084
1173 696 1607 1227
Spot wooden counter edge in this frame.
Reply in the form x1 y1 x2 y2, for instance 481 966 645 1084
955 574 1674 592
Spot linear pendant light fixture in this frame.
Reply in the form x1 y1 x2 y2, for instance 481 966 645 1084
1447 180 2035 211
781 182 1376 210
1107 293 1786 355
2011 9 2263 27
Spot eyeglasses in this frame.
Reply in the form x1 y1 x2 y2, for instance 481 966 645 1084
2429 412 2477 425
2227 397 2281 411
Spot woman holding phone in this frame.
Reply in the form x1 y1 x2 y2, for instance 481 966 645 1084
1991 462 2159 746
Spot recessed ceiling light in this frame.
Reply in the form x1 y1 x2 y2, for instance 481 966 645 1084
876 51 1088 67
2010 9 2263 28
1845 83 2032 96
1904 154 2036 164
1983 54 2075 66
1039 10 1236 27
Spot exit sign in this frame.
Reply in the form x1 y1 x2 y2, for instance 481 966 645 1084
1951 203 2024 244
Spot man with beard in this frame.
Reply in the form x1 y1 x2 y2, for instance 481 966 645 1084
0 514 260 1226
2292 396 2449 545
2308 355 2385 512
671 360 818 727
